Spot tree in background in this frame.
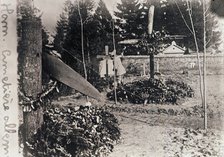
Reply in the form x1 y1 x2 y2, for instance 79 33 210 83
142 0 221 52
53 0 115 82
115 0 143 39
115 0 147 55
64 0 95 55
114 0 221 54
54 0 115 56
93 0 113 54
58 0 97 76
53 0 221 60
53 0 73 53
42 28 50 52
186 0 222 52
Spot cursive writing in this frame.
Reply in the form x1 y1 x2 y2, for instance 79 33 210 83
2 116 17 156
1 4 14 37
2 50 13 111
1 2 17 157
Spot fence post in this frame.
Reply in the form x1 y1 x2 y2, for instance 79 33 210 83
143 62 146 76
156 60 159 73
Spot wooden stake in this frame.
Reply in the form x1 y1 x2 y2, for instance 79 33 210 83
156 60 159 73
105 46 109 78
203 0 207 130
186 0 204 107
77 1 87 80
112 19 117 104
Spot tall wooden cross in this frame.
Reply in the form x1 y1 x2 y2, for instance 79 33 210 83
118 5 156 78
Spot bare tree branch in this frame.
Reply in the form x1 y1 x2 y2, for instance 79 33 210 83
83 16 92 24
173 0 194 35
205 5 210 14
205 12 211 18
77 1 87 80
206 30 213 46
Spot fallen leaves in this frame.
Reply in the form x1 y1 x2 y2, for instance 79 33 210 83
164 128 224 157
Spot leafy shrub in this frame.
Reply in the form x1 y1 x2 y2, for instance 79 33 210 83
165 79 194 98
27 105 120 157
107 78 194 104
90 77 114 92
125 63 143 76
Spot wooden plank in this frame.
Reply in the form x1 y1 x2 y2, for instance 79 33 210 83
148 5 155 35
43 53 103 101
118 39 140 45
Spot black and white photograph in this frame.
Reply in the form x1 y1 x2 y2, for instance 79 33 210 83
1 0 224 156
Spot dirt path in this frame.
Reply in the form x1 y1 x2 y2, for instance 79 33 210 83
109 113 224 157
109 115 170 157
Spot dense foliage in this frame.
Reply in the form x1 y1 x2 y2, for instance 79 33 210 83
53 0 113 56
94 0 114 54
140 0 221 52
114 0 221 54
53 0 72 53
114 0 146 55
107 78 194 104
28 105 120 157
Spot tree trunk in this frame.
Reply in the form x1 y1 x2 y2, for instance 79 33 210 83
20 17 42 157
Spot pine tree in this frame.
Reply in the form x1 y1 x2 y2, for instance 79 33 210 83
115 0 145 55
115 0 143 39
42 28 50 52
53 0 72 53
61 0 96 75
64 0 95 56
93 0 113 54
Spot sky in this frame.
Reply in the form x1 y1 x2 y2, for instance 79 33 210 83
34 0 120 34
33 0 224 49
